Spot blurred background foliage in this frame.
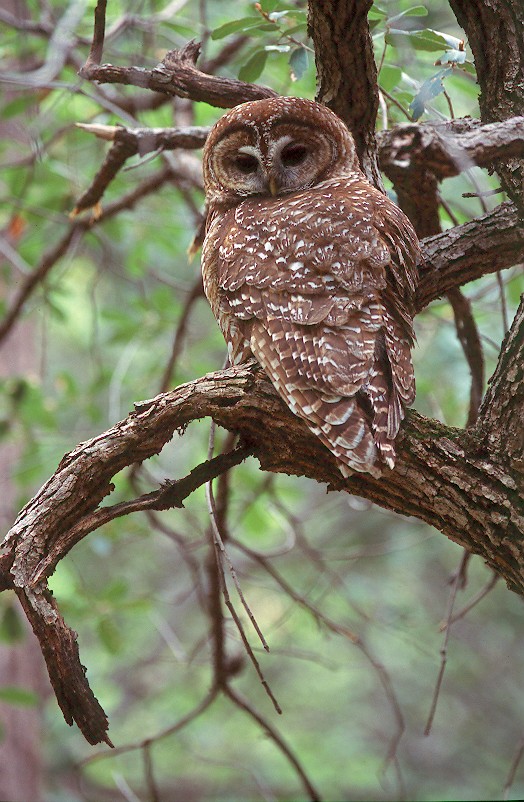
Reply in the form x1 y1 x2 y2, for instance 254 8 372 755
0 0 523 800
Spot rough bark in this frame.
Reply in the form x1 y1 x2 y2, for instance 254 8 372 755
308 0 382 187
448 0 524 211
1 0 523 750
79 40 278 109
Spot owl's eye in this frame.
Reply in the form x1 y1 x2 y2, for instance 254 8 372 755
234 153 259 174
281 143 308 167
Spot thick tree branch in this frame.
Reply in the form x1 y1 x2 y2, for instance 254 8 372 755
308 0 381 187
79 40 277 109
1 297 522 744
448 0 524 211
2 302 523 592
416 202 524 309
378 117 524 182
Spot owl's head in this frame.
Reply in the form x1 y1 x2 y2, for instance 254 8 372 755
203 97 360 205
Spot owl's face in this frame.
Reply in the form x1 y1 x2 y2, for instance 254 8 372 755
203 97 360 205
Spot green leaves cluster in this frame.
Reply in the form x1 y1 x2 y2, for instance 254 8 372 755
211 0 310 83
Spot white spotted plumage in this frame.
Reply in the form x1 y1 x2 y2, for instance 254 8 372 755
201 97 420 477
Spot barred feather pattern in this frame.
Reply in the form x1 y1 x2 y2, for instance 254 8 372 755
201 98 420 477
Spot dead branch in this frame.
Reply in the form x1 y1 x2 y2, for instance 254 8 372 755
79 40 277 109
71 125 209 214
379 117 524 181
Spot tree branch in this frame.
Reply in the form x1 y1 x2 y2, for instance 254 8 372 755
1 295 522 744
448 0 524 211
416 202 524 310
308 0 381 186
378 117 524 182
78 40 277 109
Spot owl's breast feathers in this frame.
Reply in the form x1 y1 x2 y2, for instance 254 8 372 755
202 175 420 477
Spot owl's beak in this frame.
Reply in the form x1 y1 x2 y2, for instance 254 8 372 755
268 175 279 196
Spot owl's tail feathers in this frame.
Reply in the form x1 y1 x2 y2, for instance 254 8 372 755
364 365 401 471
303 395 382 479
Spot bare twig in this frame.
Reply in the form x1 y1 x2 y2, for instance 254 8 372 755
440 571 499 630
503 737 524 802
424 549 470 736
224 686 322 802
82 0 107 71
80 688 218 765
159 276 204 392
72 125 209 214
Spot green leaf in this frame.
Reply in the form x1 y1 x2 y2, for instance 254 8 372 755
238 50 268 82
388 6 428 24
379 65 402 92
0 605 25 644
211 17 261 40
97 617 123 654
409 67 452 120
385 28 449 52
289 47 309 81
0 686 38 707
460 60 477 75
369 5 387 19
435 48 467 66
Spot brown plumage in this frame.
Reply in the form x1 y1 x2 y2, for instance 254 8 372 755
201 97 420 477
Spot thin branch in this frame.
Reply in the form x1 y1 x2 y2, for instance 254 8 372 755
83 0 107 71
232 535 405 782
72 125 209 214
446 287 485 427
224 686 322 802
81 688 219 765
32 444 254 585
503 737 524 802
424 549 469 736
159 276 204 392
440 571 499 630
0 169 173 346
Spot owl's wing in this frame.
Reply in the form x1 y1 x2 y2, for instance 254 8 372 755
209 183 418 475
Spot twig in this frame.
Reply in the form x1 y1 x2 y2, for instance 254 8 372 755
440 571 499 630
446 287 485 427
225 686 322 802
424 548 469 736
79 39 278 108
32 444 254 584
496 270 510 335
206 421 269 652
159 277 204 392
503 737 524 802
80 688 218 765
82 0 107 71
0 169 173 346
232 536 405 786
206 422 282 713
72 124 209 214
142 741 160 802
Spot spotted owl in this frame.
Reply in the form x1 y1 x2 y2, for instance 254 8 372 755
201 97 420 477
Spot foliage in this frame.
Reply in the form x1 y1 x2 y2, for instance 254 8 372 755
0 0 523 800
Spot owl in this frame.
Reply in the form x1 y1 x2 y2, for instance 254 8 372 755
201 97 420 478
